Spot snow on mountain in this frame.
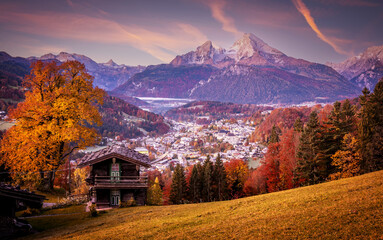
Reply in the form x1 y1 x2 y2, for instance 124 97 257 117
227 33 284 61
170 40 228 66
115 32 360 104
327 45 383 90
32 52 145 90
102 59 120 68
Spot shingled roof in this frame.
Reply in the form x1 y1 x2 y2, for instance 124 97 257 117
77 145 151 168
0 183 46 205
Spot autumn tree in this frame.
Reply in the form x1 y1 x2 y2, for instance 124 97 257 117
262 142 281 192
0 60 105 190
278 129 299 190
147 177 163 205
330 134 362 180
225 159 249 198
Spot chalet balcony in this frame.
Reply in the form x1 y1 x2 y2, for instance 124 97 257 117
90 176 149 189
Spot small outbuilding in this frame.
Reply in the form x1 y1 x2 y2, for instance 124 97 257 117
0 183 45 238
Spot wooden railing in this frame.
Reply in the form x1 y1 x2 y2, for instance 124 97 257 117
93 176 148 187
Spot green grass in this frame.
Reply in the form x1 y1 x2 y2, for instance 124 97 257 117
23 171 383 239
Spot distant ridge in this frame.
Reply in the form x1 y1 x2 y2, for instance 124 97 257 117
114 33 361 104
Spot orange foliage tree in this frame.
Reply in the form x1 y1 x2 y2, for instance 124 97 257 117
330 134 362 180
224 159 249 198
0 60 105 190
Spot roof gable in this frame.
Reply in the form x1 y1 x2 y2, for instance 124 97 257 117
77 145 151 168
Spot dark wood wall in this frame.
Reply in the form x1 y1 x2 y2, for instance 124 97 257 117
92 158 139 177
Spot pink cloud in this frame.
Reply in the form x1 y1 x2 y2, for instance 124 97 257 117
0 9 207 62
205 0 242 37
292 0 350 56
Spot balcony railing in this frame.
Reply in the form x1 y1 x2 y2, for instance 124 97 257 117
91 176 148 188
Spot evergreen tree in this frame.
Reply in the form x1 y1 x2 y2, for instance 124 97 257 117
212 154 227 201
202 155 213 202
188 164 200 202
169 164 187 204
269 125 281 144
341 99 357 135
293 117 304 132
295 111 325 185
147 177 163 205
359 80 383 172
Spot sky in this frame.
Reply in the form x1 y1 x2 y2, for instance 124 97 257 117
0 0 382 66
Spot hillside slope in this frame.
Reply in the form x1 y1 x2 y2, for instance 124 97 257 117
26 170 383 239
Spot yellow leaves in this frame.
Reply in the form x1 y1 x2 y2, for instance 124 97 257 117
330 134 362 180
0 60 105 186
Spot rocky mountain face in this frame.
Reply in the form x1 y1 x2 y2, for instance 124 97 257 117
328 45 383 90
113 64 217 98
29 52 146 91
115 33 360 104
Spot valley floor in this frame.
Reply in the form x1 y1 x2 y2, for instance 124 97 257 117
23 171 383 239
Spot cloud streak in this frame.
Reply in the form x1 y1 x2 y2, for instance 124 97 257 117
0 9 207 63
292 0 349 55
206 0 242 37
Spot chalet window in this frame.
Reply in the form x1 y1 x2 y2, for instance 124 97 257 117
110 163 120 182
110 190 120 206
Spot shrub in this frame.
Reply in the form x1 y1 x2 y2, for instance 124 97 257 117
120 197 136 208
89 204 98 217
21 207 40 217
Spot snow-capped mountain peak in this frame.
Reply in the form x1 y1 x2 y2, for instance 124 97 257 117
104 59 119 67
228 33 283 61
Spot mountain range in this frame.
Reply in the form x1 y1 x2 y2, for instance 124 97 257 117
28 52 145 91
114 33 382 104
327 46 383 91
1 33 383 105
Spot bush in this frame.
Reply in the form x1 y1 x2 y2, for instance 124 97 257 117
89 204 98 217
120 197 136 208
21 207 40 217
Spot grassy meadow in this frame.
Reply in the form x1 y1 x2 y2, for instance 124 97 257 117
23 170 383 239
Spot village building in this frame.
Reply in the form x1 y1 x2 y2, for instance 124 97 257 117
78 145 151 209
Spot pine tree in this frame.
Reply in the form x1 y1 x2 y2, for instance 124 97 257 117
295 111 324 185
188 164 200 202
269 125 281 144
202 155 213 202
169 164 187 204
293 117 304 132
212 154 227 201
359 80 383 172
147 177 163 205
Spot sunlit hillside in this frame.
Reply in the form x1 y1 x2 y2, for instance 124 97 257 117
24 170 383 239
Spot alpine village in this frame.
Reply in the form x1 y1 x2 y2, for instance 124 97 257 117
0 0 382 239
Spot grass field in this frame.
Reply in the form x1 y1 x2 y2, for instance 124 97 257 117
23 170 383 239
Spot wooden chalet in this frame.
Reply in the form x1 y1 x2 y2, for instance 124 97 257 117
78 145 151 208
